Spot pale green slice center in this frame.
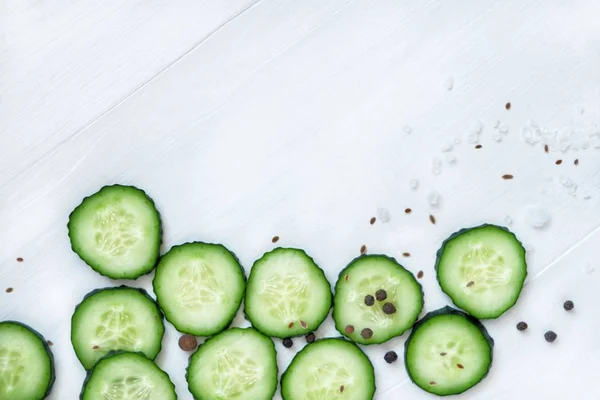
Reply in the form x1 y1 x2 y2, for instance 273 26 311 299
102 376 154 400
304 362 354 400
459 242 511 294
93 207 142 258
212 349 261 399
0 348 24 393
258 273 310 322
423 336 470 385
177 260 224 309
92 307 141 351
346 275 398 327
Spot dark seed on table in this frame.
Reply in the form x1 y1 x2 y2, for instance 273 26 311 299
5 288 13 293
360 245 367 254
516 321 528 331
574 159 579 165
361 328 373 339
47 340 54 346
283 338 294 348
364 295 375 306
466 281 475 287
544 331 557 343
179 334 198 352
505 102 511 110
502 174 514 180
272 236 279 243
370 217 376 225
16 257 23 262
475 144 482 149
345 325 355 334
384 351 398 364
405 208 412 214
429 215 436 224
457 363 464 369
417 271 424 279
306 332 316 343
375 289 387 301
563 300 574 311
402 252 411 257
544 144 549 153
382 303 396 315
300 320 308 329
555 159 563 165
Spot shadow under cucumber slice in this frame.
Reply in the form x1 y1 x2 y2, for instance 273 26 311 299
333 254 424 345
435 224 527 319
245 248 332 338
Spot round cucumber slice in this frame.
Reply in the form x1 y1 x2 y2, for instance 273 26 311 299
245 248 332 338
71 286 165 370
404 307 494 396
152 242 246 336
68 184 162 280
0 321 55 400
186 328 278 400
436 224 527 319
333 254 423 344
80 351 176 400
281 338 375 400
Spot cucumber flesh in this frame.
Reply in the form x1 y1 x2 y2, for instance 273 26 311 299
245 248 332 338
80 351 176 400
187 328 278 400
281 338 375 400
0 321 55 399
153 242 245 336
436 224 527 319
333 255 423 344
68 185 162 279
71 286 165 370
405 307 493 396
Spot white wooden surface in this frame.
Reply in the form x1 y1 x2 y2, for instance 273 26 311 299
1 0 600 399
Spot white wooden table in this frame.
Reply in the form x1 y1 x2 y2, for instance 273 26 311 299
1 1 600 398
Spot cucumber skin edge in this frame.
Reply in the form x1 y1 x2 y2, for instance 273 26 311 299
434 223 528 319
280 337 376 400
0 321 55 399
79 350 176 400
332 253 425 345
185 327 278 400
152 241 247 336
67 184 163 280
70 285 166 370
243 247 333 339
403 306 494 397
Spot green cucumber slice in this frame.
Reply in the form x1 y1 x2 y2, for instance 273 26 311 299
404 307 494 396
80 351 176 400
152 242 245 336
245 248 332 338
68 184 162 280
333 254 423 344
281 338 375 400
0 321 55 400
186 328 277 400
71 286 165 370
436 224 527 319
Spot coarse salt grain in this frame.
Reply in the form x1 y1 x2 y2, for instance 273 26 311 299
503 215 513 225
409 179 419 190
524 205 551 229
440 142 453 152
443 77 454 91
377 207 391 223
427 191 441 207
402 125 412 134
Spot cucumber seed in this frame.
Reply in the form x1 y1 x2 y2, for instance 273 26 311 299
382 303 396 315
370 217 376 225
5 288 13 293
429 215 436 224
402 252 411 257
466 281 475 287
300 320 308 329
429 381 437 385
574 159 579 165
361 328 373 339
405 208 412 214
340 385 345 393
364 295 375 306
555 159 563 165
440 352 447 356
288 322 294 328
47 340 54 346
92 345 99 350
16 257 23 262
457 363 464 369
360 245 367 254
272 236 279 243
375 289 387 301
475 144 483 149
417 270 424 279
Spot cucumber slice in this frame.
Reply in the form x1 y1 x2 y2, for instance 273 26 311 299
281 338 375 400
80 351 176 400
71 286 165 370
333 255 423 344
186 328 277 400
404 307 494 396
68 185 162 280
245 248 332 338
0 321 55 399
436 224 527 319
152 242 245 336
